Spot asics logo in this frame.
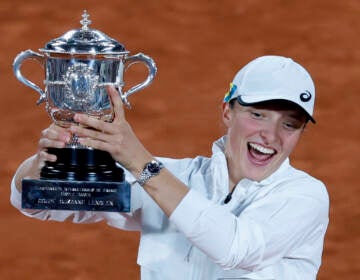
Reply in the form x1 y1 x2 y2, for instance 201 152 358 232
300 90 312 102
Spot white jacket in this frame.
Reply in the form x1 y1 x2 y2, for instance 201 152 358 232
11 137 329 280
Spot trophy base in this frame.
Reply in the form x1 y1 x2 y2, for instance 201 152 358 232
40 148 124 181
21 148 130 212
22 179 130 212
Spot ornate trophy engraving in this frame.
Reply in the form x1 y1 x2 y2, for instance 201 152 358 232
13 11 157 212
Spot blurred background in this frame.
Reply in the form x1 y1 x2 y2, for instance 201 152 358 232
0 0 359 279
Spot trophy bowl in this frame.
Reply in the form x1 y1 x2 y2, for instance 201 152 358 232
13 11 157 212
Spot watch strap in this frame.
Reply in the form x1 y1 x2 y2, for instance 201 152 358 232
136 159 164 186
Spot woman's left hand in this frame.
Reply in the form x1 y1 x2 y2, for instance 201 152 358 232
70 86 153 175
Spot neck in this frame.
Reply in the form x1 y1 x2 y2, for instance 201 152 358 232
224 142 244 190
226 160 243 191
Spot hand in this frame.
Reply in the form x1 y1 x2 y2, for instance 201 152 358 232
14 124 71 187
70 86 153 175
35 124 71 171
70 87 189 218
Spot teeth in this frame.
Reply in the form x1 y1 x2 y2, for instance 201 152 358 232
249 143 275 155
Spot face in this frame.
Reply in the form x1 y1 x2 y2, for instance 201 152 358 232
222 100 307 183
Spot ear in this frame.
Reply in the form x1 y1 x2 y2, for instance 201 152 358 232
222 102 233 127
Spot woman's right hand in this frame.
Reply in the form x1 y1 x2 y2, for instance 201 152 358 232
34 124 71 170
14 124 71 191
37 123 71 163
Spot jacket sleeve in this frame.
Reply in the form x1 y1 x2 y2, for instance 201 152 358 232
169 180 329 271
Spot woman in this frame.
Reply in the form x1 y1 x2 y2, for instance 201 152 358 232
11 55 329 279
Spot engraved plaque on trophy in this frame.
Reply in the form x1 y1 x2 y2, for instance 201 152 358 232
13 11 157 212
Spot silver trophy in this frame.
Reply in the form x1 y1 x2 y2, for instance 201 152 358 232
13 11 157 212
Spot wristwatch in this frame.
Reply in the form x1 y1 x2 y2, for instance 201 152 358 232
136 159 164 186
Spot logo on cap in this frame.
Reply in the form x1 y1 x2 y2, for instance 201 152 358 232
300 90 312 102
224 83 238 102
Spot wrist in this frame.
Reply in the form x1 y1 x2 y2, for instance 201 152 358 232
133 159 164 186
116 152 153 176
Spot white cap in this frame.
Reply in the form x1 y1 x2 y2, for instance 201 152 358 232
224 55 316 123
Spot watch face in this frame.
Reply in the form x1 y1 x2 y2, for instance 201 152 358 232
148 162 161 174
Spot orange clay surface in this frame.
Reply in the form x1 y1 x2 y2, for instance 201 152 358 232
0 0 359 279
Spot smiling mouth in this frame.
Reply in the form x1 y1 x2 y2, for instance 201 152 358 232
248 142 276 163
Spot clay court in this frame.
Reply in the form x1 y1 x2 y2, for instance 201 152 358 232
0 0 359 279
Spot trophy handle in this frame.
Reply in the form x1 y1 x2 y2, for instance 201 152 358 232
121 53 157 107
13 49 46 105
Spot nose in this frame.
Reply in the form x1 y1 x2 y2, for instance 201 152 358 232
260 122 280 145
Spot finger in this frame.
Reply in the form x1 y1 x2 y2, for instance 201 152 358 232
107 86 125 122
41 125 71 142
38 150 57 162
72 114 110 134
77 137 111 152
40 130 69 146
69 122 110 141
39 137 68 149
34 151 56 172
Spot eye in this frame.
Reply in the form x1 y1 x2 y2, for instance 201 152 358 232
283 120 303 130
250 110 264 119
283 122 296 130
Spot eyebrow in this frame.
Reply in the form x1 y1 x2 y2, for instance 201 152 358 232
244 105 307 122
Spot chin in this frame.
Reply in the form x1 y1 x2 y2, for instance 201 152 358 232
243 166 274 182
247 174 266 182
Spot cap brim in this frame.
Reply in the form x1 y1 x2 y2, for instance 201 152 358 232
236 95 316 123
